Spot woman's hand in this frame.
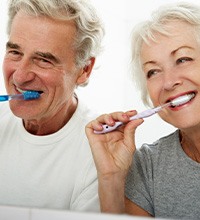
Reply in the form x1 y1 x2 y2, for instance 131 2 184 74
85 110 144 213
86 110 143 176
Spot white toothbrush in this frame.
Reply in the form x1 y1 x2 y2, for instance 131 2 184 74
94 93 194 134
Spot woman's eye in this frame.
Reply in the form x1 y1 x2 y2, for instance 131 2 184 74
176 57 193 64
146 69 158 79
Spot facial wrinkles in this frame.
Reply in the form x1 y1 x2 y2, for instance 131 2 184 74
142 21 198 71
136 23 200 133
141 22 199 104
10 11 77 67
4 11 79 125
9 11 78 81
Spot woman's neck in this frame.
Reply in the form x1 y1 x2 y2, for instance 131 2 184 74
180 130 200 163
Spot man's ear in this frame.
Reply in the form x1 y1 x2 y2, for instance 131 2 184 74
76 57 95 85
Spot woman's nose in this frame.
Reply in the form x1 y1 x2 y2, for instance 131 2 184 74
13 59 36 84
162 68 183 91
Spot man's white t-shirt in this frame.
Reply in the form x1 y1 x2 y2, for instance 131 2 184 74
0 99 99 212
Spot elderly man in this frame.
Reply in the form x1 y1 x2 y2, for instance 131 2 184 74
0 0 104 211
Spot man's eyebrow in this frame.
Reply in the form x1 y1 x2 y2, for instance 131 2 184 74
6 41 61 64
35 52 61 64
6 41 20 49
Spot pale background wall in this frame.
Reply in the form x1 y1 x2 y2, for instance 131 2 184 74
0 0 198 147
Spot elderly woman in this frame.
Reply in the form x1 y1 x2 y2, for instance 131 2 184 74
86 2 200 219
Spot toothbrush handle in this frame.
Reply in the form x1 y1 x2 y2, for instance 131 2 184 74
0 94 24 102
0 95 9 101
94 106 162 134
94 121 123 134
129 106 162 120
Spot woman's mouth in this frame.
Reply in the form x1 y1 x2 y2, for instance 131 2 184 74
169 92 196 108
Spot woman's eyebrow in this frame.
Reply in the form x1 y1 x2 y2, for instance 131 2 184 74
172 45 194 55
143 60 157 67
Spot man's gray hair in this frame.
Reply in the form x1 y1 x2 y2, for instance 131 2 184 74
7 0 105 69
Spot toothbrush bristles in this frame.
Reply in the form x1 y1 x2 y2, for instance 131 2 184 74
170 93 194 107
23 91 40 100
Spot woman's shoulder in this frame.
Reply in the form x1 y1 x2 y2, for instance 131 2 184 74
137 130 180 156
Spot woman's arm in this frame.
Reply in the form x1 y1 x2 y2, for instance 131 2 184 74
85 110 143 213
125 197 153 217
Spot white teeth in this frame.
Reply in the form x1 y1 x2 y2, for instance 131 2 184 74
170 93 195 107
16 88 26 93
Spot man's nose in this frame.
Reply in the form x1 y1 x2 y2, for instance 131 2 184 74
12 59 36 84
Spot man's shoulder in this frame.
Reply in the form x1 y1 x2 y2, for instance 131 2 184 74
75 99 99 123
0 102 12 117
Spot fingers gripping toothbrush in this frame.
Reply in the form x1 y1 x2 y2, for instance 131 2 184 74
94 93 194 134
0 91 41 102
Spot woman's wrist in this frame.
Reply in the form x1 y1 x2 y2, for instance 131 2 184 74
98 172 127 213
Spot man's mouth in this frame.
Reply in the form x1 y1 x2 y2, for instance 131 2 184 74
16 88 43 94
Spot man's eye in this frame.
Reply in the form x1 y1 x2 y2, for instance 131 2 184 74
6 50 22 60
40 58 51 64
33 57 55 69
9 50 20 55
176 57 193 64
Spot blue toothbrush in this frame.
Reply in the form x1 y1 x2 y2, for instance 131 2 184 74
0 91 40 101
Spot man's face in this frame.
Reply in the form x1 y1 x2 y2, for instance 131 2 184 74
3 11 85 124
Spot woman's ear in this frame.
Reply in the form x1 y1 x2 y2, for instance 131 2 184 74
76 57 95 85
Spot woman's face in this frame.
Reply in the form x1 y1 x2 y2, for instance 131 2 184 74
141 21 200 130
